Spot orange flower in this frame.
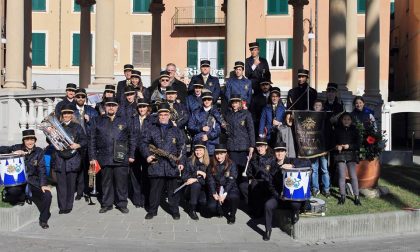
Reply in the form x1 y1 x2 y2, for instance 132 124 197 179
366 136 376 144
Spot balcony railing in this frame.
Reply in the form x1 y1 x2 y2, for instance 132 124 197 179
171 6 225 30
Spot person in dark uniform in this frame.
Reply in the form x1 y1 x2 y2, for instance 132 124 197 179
181 141 209 220
165 86 189 129
140 103 186 220
150 70 172 104
239 137 274 217
188 60 221 103
120 85 138 120
95 85 116 116
259 87 286 145
207 144 240 224
53 104 87 214
129 70 151 104
263 142 309 241
224 94 255 182
250 80 272 136
89 97 136 214
55 83 77 117
286 69 317 110
73 88 99 201
0 130 52 229
186 83 204 114
324 83 344 124
187 91 222 157
224 61 253 109
149 63 188 104
116 64 133 104
245 42 271 95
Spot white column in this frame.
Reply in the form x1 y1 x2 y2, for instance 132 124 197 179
226 0 246 75
346 0 358 92
19 100 28 129
27 100 36 129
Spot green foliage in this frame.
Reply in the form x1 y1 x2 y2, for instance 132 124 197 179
356 121 386 161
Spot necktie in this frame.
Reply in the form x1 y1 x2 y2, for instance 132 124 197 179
203 76 208 83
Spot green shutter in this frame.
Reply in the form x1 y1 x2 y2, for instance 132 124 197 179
287 38 293 69
133 0 151 13
390 2 395 15
217 40 225 69
357 0 366 14
32 0 46 11
32 33 46 66
195 0 215 24
74 1 94 12
267 0 288 15
72 34 80 66
256 38 266 59
187 40 198 69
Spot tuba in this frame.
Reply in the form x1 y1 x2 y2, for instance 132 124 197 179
39 113 76 159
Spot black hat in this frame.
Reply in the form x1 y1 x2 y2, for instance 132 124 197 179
229 94 242 102
137 98 149 107
192 83 204 88
256 136 268 145
249 42 259 50
65 83 77 91
104 97 118 106
194 140 207 149
270 87 281 95
165 86 178 94
297 69 309 77
61 104 75 114
234 61 245 69
75 88 87 97
159 70 170 79
214 144 227 152
22 129 37 141
200 60 211 67
274 141 287 151
201 91 213 100
327 82 338 91
131 70 141 78
104 85 116 92
124 64 134 71
260 80 272 85
158 102 170 113
124 85 136 95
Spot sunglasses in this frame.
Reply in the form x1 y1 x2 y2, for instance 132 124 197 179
202 98 212 101
161 79 170 82
75 96 86 99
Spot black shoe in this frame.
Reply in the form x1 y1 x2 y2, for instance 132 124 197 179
311 189 320 197
75 194 83 201
291 212 299 225
145 212 156 220
189 211 199 221
59 210 66 214
99 206 112 213
354 195 362 206
117 207 129 214
263 229 271 241
227 215 236 225
39 221 49 229
322 191 331 198
172 212 181 220
338 195 346 205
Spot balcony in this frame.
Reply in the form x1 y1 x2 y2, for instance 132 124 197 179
171 6 225 30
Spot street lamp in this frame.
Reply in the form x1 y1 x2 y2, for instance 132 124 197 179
303 17 314 87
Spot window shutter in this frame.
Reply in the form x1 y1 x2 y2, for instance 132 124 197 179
357 0 366 14
32 0 46 11
187 40 198 69
32 33 46 66
74 0 81 12
256 38 267 59
287 38 293 69
267 0 288 15
133 0 151 13
279 0 289 14
217 40 225 69
72 34 80 66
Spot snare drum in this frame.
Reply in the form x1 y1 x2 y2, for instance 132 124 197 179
281 167 311 201
0 154 27 187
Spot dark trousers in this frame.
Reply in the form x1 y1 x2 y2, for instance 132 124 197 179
101 165 129 208
128 164 144 206
184 182 206 211
264 197 303 231
76 149 89 196
207 191 240 217
239 179 269 216
148 177 180 215
56 171 77 211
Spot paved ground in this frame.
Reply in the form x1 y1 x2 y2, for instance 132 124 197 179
1 190 420 251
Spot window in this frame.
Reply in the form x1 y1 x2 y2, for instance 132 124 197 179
72 33 93 66
132 35 151 68
267 0 289 15
187 40 224 71
258 38 293 69
73 0 94 12
357 0 366 14
357 38 365 67
32 33 46 66
32 0 46 12
195 0 215 24
133 0 151 13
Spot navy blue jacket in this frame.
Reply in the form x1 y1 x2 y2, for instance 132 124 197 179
169 102 189 129
224 109 255 151
182 158 208 185
245 56 271 94
140 121 186 177
0 145 48 187
119 101 138 121
186 94 202 115
351 107 375 129
187 107 221 155
149 78 188 104
188 74 221 102
259 103 286 139
55 98 76 117
89 113 136 167
246 153 275 180
116 79 130 104
286 83 317 110
224 77 253 105
74 104 99 135
207 161 239 195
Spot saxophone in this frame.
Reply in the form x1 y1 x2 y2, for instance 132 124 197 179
149 144 181 163
169 102 179 123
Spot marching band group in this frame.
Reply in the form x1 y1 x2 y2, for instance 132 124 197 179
0 42 376 241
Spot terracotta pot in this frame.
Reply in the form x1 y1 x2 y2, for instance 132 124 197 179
355 158 381 189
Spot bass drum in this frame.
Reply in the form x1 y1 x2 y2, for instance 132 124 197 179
0 154 27 187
